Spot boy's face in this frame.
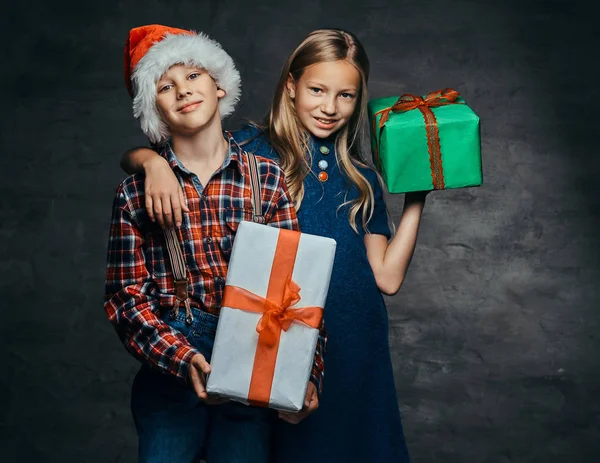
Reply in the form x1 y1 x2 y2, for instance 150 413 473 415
156 64 225 136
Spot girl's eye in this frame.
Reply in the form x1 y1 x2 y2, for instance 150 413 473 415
310 87 323 94
340 93 355 99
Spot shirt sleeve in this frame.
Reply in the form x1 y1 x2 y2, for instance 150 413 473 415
263 165 327 395
104 184 200 382
364 168 392 239
309 321 327 395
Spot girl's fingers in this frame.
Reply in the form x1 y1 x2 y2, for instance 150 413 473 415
154 198 165 228
171 192 183 228
145 196 155 222
161 194 174 228
179 188 190 213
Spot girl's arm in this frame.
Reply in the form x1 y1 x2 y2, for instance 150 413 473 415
121 146 157 175
121 147 189 228
364 192 427 296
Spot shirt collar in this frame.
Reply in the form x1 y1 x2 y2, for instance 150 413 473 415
160 132 245 177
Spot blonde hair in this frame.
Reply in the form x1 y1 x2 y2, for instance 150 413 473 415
266 28 377 233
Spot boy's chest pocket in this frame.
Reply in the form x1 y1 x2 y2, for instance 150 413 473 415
143 241 170 278
216 207 254 257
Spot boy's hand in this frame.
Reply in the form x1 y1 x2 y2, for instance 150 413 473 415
189 353 211 400
188 353 229 405
144 156 189 228
277 382 319 424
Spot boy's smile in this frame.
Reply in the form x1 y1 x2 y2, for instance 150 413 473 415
179 101 203 113
156 64 225 136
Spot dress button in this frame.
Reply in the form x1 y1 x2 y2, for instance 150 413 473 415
319 146 330 155
318 159 328 170
318 171 329 182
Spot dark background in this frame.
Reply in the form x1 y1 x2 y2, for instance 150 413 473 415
2 0 599 461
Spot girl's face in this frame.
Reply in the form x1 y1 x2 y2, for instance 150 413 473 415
156 64 225 136
286 60 360 139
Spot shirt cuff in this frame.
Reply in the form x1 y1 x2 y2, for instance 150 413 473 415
168 343 201 384
310 366 324 396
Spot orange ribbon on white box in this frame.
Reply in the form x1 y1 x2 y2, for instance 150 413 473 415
221 228 323 407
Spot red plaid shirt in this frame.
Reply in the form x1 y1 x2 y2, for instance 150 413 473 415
105 135 326 391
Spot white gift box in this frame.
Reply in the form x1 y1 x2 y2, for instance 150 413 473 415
206 221 336 411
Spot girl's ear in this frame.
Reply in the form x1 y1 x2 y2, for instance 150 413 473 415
217 87 226 99
285 73 296 99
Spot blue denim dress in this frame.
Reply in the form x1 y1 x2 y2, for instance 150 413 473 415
234 125 410 463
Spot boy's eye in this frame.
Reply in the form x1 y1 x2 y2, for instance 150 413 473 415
159 84 173 93
189 72 201 80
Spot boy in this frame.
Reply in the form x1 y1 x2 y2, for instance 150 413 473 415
105 25 324 462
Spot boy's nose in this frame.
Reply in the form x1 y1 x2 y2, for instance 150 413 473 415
177 87 193 98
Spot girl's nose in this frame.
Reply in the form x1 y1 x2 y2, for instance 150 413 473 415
321 97 337 116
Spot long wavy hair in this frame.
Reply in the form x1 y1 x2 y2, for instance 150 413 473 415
265 28 378 233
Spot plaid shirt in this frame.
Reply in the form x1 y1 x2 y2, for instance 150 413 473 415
105 135 326 392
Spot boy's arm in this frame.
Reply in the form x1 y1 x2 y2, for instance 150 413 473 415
104 184 200 382
263 170 327 395
120 146 189 228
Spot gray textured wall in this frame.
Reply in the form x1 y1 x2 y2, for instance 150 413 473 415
2 0 599 461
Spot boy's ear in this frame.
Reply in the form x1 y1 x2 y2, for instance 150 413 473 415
217 87 226 99
286 73 296 99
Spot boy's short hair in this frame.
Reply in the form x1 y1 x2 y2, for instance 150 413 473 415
124 24 241 145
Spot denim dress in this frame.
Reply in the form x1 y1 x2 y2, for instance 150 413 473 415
234 125 410 463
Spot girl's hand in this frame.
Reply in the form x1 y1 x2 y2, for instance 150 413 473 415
277 382 319 424
144 156 189 228
404 190 430 201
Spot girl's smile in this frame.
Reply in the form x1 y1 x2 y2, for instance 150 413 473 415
314 117 339 129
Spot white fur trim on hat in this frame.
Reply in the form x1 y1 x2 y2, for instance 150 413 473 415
131 32 241 145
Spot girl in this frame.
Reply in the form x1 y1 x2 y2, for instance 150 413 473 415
123 28 426 462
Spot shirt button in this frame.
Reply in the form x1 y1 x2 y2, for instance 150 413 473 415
206 237 212 243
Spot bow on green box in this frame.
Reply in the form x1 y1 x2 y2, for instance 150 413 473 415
368 88 482 194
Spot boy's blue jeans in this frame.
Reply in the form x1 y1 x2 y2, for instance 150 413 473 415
131 307 273 463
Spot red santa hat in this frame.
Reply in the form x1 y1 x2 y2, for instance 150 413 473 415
124 24 241 145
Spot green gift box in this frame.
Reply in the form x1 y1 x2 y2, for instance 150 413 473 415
368 89 482 194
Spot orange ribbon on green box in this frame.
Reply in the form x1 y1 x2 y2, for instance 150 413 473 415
368 88 482 194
